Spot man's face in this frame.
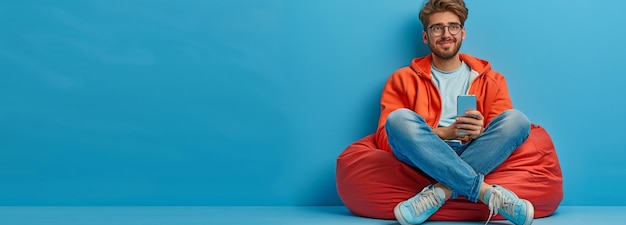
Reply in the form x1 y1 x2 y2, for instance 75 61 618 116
423 11 466 60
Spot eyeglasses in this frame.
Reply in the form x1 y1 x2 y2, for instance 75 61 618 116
427 23 463 36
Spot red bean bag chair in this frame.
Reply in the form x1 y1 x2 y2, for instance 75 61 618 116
336 124 563 221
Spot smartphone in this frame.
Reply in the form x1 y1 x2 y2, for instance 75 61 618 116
456 95 476 135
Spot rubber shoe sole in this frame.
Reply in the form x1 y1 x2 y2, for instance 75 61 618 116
394 202 414 225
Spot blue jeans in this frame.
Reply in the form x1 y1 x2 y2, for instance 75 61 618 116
385 108 530 202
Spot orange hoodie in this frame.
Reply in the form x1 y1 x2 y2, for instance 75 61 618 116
375 54 514 152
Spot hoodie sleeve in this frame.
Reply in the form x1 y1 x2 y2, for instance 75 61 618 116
375 71 409 152
482 74 514 126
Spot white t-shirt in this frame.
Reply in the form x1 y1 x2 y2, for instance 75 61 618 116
431 61 471 127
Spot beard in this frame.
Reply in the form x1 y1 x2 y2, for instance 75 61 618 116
427 37 462 60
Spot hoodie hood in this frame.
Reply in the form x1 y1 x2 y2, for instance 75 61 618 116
409 53 493 79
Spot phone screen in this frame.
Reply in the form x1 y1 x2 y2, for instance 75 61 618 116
457 95 476 136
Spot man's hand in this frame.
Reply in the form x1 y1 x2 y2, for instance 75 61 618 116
432 124 458 140
455 110 485 140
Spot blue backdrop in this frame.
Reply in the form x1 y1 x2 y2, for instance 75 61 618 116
1 0 625 206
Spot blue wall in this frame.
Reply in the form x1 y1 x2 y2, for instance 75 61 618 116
1 0 625 206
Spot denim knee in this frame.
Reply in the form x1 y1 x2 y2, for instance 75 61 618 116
385 108 427 133
501 109 530 130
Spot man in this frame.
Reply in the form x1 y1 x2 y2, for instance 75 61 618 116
375 0 533 225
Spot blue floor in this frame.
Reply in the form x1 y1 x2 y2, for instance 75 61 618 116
0 206 624 224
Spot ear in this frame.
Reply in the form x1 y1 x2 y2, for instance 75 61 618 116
422 30 429 44
461 27 466 40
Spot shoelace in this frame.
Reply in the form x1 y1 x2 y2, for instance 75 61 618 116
410 189 442 215
484 188 514 225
